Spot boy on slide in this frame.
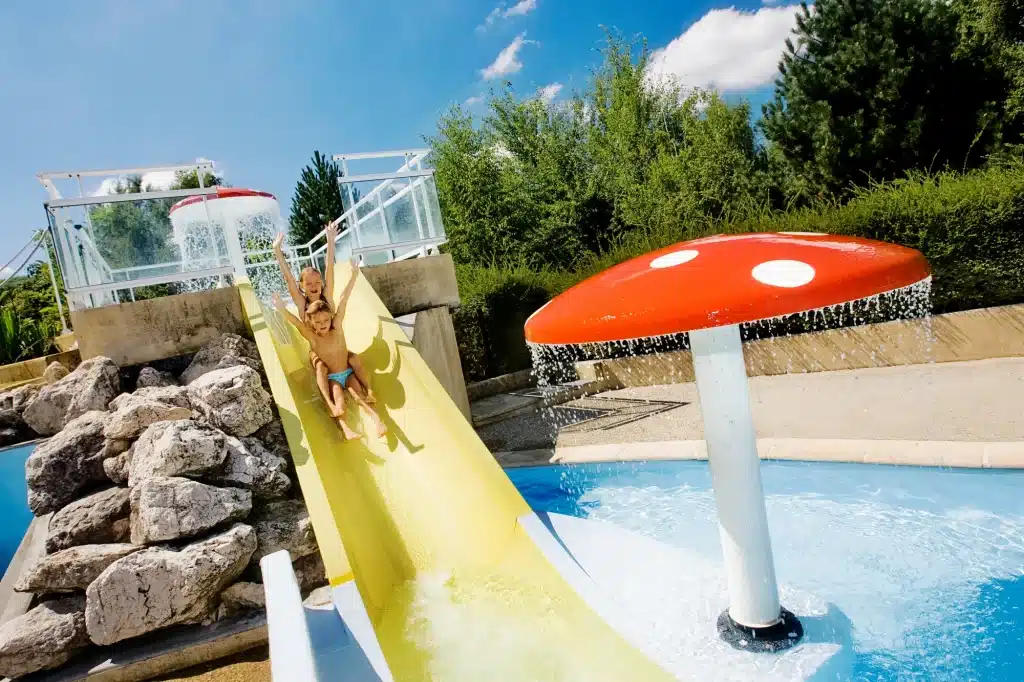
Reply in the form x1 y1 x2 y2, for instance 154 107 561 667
272 268 387 441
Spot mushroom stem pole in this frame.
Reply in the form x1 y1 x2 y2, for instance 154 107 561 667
689 324 781 629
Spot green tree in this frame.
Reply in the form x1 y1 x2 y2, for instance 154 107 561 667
288 151 348 245
762 0 1002 199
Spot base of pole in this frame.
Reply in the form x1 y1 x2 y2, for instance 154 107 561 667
717 607 803 653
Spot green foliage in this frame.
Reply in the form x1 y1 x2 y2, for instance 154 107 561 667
429 34 770 271
762 0 1017 200
288 151 347 246
0 308 55 365
0 256 67 333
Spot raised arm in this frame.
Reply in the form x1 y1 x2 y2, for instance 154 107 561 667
332 261 360 328
323 220 338 303
272 293 314 342
273 233 306 311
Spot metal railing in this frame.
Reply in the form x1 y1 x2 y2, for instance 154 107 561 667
37 152 448 311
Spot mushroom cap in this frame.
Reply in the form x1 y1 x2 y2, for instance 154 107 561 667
524 232 931 346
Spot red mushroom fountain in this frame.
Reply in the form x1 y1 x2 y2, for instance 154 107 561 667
524 232 931 652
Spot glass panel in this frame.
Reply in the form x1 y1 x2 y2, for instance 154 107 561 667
381 179 422 245
422 176 447 239
356 210 388 249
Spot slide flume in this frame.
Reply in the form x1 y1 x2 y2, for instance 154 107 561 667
239 267 674 682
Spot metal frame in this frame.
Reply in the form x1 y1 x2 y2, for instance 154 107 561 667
36 153 448 312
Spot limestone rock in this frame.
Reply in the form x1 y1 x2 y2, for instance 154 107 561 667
42 361 70 385
26 411 109 515
103 395 191 441
0 596 89 678
103 448 133 486
86 524 256 645
206 436 290 501
0 409 35 447
303 585 333 607
130 477 251 544
220 582 265 613
15 544 141 594
128 420 226 487
136 367 178 389
0 384 39 414
47 487 131 554
113 385 191 410
293 551 328 593
22 357 120 436
251 499 317 564
188 366 272 437
252 419 289 459
180 333 260 385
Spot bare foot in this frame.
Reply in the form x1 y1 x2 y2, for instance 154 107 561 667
374 418 387 438
364 390 377 405
336 419 358 440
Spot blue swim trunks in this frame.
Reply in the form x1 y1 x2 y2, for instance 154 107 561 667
327 368 354 387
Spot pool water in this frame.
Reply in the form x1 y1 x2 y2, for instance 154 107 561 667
507 460 1024 682
0 443 35 574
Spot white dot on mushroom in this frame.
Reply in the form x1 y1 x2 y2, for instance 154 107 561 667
751 260 816 288
650 249 699 269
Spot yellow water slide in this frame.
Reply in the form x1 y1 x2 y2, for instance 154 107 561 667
238 266 674 681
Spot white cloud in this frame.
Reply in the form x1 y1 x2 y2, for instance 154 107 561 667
464 94 485 107
646 6 800 92
537 82 563 103
481 33 533 80
477 0 537 32
504 0 537 18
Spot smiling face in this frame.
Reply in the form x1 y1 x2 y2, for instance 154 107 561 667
300 268 324 299
307 310 332 336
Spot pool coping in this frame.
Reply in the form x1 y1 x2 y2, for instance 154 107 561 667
494 438 1024 469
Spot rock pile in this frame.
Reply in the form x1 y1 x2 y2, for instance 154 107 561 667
0 360 80 448
0 334 325 679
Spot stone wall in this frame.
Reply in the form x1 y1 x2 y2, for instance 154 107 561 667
0 350 80 389
0 334 324 679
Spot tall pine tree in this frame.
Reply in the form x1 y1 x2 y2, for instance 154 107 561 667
288 151 347 245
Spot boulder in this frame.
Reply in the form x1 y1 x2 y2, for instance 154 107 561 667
0 596 90 679
130 477 252 544
113 385 191 411
85 524 256 645
103 448 133 486
252 419 289 459
0 409 35 447
0 384 39 414
47 487 131 554
303 585 333 607
22 357 120 436
293 551 328 593
188 366 273 437
26 411 109 515
103 395 192 440
42 361 70 385
180 333 260 385
250 499 317 564
136 367 178 389
15 544 141 594
206 436 290 501
128 421 226 487
219 582 265 613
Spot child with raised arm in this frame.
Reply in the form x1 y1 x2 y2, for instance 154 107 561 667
272 222 376 404
272 268 387 440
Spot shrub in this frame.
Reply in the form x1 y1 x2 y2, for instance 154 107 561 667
0 309 55 366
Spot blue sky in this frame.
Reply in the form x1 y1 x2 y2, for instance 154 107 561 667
0 0 800 275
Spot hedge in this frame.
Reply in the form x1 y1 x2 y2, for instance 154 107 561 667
453 165 1024 383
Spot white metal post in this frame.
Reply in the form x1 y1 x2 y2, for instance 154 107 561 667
689 324 782 629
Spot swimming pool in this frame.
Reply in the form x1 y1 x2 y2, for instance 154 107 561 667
506 460 1024 682
0 442 35 574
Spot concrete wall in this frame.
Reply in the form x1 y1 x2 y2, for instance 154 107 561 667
578 303 1024 388
0 350 80 389
71 287 247 367
360 254 460 317
397 307 472 420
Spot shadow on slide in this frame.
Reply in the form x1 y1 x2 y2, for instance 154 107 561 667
238 266 675 681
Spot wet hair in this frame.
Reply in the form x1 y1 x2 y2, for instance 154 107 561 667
305 300 332 319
